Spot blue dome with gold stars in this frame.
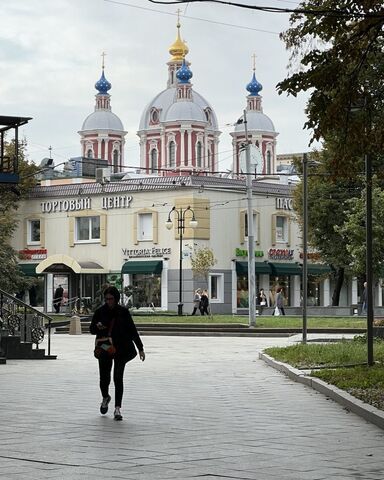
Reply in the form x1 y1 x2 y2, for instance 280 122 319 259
176 59 193 84
95 70 111 94
246 71 262 96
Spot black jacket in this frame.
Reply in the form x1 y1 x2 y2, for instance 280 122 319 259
90 304 143 361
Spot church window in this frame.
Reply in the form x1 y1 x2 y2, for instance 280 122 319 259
151 149 158 173
204 108 211 124
87 149 93 158
207 149 211 170
169 141 176 167
196 141 202 168
150 109 159 124
267 151 272 174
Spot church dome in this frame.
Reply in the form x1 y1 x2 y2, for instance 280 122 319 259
139 87 218 130
81 110 124 132
165 101 206 123
234 111 275 133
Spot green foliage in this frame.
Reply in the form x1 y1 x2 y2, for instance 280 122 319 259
337 183 384 277
0 139 38 293
190 247 217 287
278 1 384 174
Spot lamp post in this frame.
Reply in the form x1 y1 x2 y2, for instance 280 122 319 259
166 206 198 316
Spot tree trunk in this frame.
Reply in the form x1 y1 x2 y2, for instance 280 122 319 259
331 267 345 306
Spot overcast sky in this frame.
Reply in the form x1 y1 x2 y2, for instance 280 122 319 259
1 0 316 172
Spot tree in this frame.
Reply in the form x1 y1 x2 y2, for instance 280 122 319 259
337 183 384 280
277 1 384 176
0 139 38 293
292 142 365 305
190 247 217 288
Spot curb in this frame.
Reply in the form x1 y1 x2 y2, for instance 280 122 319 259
259 352 384 430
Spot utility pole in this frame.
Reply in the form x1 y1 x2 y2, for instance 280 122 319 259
302 153 308 344
244 110 256 327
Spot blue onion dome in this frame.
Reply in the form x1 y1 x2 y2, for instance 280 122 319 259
176 59 193 84
95 69 112 94
246 71 262 96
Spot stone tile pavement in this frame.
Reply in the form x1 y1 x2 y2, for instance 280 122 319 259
0 334 384 480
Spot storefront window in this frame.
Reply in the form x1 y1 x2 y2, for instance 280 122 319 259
269 276 291 306
128 274 161 308
237 274 259 308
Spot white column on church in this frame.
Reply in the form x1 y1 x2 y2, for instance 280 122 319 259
187 129 192 166
161 129 166 171
104 139 109 162
97 138 102 159
204 132 208 170
180 128 185 166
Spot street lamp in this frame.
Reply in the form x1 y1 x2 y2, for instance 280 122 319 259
166 206 198 316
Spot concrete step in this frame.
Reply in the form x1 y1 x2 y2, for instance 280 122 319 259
0 335 55 360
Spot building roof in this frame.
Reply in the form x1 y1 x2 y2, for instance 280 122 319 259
28 175 293 198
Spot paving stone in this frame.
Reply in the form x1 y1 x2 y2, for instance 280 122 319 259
0 334 384 479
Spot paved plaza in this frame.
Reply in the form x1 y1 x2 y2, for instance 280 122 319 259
1 334 384 480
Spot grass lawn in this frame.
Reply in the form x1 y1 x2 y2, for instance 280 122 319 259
47 313 367 328
264 337 384 411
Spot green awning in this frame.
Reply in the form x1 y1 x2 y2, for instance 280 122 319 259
236 261 272 275
19 263 39 277
121 260 163 275
269 262 302 276
307 264 333 276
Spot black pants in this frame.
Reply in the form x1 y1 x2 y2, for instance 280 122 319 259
200 307 209 315
98 356 128 408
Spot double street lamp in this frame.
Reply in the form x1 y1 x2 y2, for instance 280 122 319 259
166 206 198 316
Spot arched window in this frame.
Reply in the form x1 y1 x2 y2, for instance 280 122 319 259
113 150 119 173
169 141 175 167
196 141 202 168
267 151 272 174
87 149 93 158
151 149 158 174
207 149 211 170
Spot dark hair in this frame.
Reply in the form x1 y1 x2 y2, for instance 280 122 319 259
103 286 120 303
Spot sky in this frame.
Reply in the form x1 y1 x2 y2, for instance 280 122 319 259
1 0 316 173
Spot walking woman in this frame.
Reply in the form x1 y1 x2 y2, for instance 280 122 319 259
199 289 210 315
191 288 201 315
90 286 145 421
275 287 286 316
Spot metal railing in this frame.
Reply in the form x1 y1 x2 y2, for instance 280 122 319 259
0 288 54 356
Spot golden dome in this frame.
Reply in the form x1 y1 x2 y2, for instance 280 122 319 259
169 22 189 62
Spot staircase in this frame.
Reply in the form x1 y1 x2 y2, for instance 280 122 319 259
0 289 57 363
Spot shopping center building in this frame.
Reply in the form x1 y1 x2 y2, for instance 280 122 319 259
11 20 376 314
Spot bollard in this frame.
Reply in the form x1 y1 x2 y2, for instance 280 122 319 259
69 315 82 335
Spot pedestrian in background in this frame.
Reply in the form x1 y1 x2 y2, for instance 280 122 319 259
257 288 268 314
199 289 210 316
53 284 64 313
90 286 145 421
275 287 286 316
191 289 201 315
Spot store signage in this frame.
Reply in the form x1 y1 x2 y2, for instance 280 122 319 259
276 197 293 210
19 248 48 260
268 248 294 260
122 247 171 258
41 195 133 213
299 252 321 260
235 248 264 258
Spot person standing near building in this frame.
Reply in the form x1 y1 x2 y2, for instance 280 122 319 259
199 289 210 316
191 289 201 315
53 284 64 313
90 286 145 421
257 288 268 313
275 287 286 316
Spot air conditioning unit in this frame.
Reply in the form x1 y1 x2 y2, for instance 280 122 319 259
95 168 110 184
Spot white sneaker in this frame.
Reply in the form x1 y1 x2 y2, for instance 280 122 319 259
114 407 123 421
